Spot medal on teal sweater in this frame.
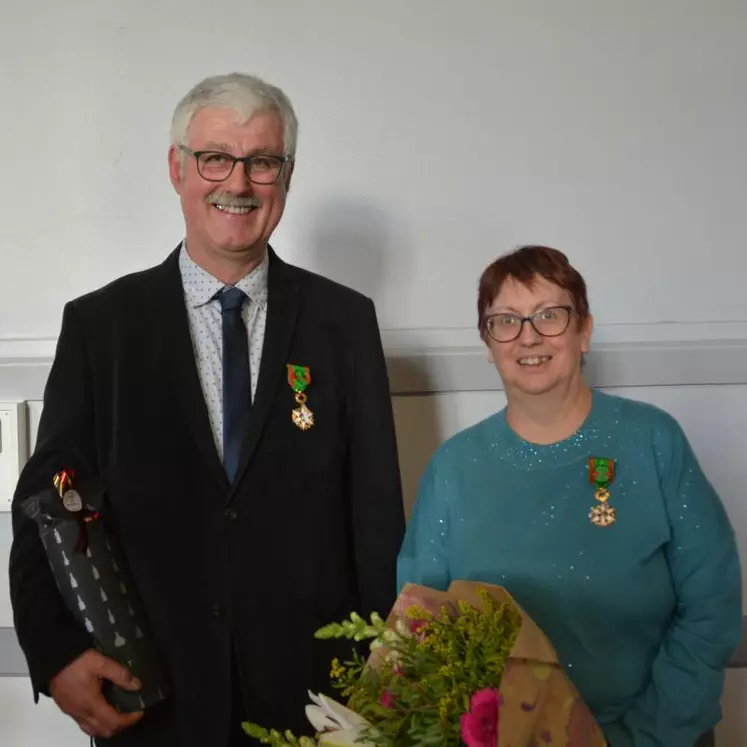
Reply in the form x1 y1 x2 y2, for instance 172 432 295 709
588 457 616 527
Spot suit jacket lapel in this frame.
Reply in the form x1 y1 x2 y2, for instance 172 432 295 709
157 248 228 492
228 249 300 500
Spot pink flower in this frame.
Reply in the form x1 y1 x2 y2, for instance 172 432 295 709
379 690 395 709
408 618 429 640
460 688 501 747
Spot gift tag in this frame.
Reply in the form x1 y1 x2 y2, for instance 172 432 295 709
62 489 83 513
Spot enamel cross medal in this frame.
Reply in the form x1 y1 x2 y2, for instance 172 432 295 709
287 364 314 431
588 456 616 527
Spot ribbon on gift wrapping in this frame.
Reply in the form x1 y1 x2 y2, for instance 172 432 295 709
50 469 103 554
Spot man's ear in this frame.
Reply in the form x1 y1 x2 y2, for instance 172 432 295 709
168 145 184 193
283 160 295 192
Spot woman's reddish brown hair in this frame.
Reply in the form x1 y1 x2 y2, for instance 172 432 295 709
477 245 590 337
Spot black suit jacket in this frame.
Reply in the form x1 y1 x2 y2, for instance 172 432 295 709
9 246 405 746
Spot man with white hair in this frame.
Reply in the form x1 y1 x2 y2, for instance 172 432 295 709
9 73 405 746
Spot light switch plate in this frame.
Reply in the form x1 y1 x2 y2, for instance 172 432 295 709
0 402 28 512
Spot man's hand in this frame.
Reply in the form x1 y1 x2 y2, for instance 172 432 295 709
49 649 144 738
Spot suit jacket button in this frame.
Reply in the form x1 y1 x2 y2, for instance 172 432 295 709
211 604 225 618
225 508 238 521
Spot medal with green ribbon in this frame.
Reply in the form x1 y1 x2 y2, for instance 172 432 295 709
588 457 616 527
287 364 314 431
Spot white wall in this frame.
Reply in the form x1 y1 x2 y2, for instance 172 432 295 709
1 0 746 353
2 1 747 745
0 679 87 747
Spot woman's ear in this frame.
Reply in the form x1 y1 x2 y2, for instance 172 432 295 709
581 313 594 354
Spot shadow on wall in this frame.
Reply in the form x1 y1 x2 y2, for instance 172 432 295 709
306 197 408 305
389 356 444 521
306 197 440 519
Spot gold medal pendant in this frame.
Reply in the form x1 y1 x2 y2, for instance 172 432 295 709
287 364 314 431
588 458 616 527
291 392 314 431
589 486 616 527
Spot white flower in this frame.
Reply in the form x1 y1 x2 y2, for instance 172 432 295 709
306 691 368 731
305 692 376 747
394 618 410 637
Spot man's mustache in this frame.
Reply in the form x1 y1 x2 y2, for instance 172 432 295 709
206 193 262 208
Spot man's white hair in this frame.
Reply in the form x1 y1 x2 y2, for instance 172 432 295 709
170 73 298 156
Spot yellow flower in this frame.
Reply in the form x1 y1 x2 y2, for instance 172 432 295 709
330 658 346 680
439 694 453 720
405 604 432 621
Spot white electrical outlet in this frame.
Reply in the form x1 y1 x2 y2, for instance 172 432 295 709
0 402 28 512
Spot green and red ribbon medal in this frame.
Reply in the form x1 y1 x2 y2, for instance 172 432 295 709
588 457 616 527
287 364 314 431
53 467 100 552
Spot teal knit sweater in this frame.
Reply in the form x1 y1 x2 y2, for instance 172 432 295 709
397 390 742 747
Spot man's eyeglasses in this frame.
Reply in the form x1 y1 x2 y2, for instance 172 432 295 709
482 305 574 343
180 146 292 185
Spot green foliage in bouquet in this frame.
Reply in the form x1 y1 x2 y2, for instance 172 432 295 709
243 588 521 747
241 725 318 747
323 590 520 745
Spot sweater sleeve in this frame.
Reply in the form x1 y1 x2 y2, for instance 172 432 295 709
396 457 452 593
616 417 742 747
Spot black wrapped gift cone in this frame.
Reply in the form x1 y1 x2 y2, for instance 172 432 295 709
20 471 171 712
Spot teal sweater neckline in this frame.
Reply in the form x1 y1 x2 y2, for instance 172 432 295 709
492 389 617 471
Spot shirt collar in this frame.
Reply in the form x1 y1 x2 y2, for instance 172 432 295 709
179 242 270 308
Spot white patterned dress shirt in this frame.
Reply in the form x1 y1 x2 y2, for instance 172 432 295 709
178 243 268 462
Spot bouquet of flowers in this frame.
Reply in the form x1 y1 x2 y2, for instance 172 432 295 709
243 582 606 747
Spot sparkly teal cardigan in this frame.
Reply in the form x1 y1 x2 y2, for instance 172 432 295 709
397 390 742 747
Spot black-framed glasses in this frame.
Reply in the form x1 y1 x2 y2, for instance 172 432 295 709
180 146 292 184
483 305 573 343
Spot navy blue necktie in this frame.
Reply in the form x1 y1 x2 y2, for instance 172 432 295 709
218 287 251 483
